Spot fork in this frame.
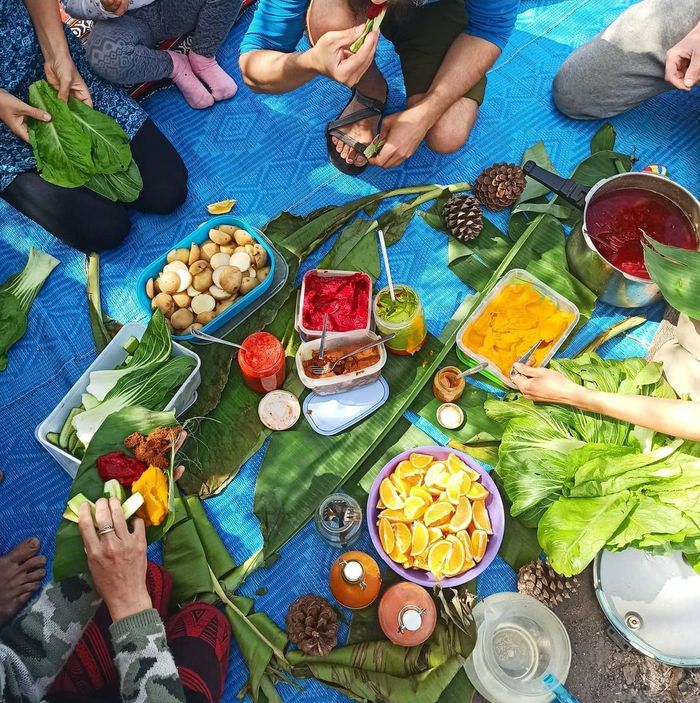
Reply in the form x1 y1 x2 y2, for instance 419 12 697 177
310 334 395 376
509 339 543 379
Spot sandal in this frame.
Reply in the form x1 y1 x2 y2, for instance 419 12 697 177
326 87 387 175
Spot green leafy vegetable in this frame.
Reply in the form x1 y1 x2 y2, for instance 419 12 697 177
27 80 141 202
489 354 700 575
0 247 59 371
28 81 95 187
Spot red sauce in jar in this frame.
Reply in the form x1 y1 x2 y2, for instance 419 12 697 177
301 271 370 333
238 332 286 393
586 188 697 279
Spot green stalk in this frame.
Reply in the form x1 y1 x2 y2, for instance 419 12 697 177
576 316 646 357
0 247 59 312
86 252 120 353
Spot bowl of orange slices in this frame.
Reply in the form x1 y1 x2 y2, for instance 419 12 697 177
367 446 504 586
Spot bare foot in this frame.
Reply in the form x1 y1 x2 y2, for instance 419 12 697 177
0 537 46 626
331 67 387 168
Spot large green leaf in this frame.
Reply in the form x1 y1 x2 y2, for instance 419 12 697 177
85 159 143 203
53 407 179 581
66 94 132 174
28 80 95 187
318 218 380 278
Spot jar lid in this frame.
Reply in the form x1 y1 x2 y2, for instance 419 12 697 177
378 583 437 646
436 402 464 429
594 548 700 666
342 560 365 584
258 391 300 430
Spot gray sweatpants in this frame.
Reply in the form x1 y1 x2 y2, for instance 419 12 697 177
85 0 242 85
553 0 700 119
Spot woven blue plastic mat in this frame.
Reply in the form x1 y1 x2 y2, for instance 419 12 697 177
0 1 695 700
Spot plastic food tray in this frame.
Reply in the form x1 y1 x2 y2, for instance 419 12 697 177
296 269 373 339
456 269 580 389
136 215 277 344
35 322 201 478
296 329 386 395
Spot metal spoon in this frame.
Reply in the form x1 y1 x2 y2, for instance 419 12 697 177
454 362 489 380
318 313 329 362
191 328 244 350
310 334 395 376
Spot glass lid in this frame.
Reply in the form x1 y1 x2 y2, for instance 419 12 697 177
594 548 700 667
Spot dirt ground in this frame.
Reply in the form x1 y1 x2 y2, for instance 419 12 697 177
473 566 700 703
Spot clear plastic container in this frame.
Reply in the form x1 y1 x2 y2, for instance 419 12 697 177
373 284 427 356
296 269 373 339
456 269 579 389
296 330 386 395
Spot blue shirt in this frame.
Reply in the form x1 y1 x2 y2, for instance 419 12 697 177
241 0 519 55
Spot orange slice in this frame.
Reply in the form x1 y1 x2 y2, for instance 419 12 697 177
447 453 468 474
428 539 452 579
390 473 412 498
459 473 472 496
471 529 488 563
379 517 395 554
378 508 410 522
389 544 409 564
396 460 423 481
472 500 493 534
409 453 433 469
456 530 474 560
411 521 430 556
448 496 473 532
393 522 412 554
403 496 427 521
424 501 454 526
464 465 481 481
424 462 448 487
206 199 236 214
428 527 444 544
410 486 433 503
380 477 405 510
444 536 466 576
446 473 463 505
466 482 490 501
414 555 430 570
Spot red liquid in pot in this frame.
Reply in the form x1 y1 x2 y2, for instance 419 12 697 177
586 188 696 279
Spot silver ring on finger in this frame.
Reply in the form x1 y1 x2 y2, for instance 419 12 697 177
98 524 115 536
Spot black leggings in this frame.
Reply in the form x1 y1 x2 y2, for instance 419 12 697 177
0 119 187 253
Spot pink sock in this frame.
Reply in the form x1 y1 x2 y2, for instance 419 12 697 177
167 51 214 109
188 51 238 102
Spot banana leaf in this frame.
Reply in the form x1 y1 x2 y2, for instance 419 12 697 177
643 236 700 318
318 218 381 278
289 622 475 703
53 407 179 581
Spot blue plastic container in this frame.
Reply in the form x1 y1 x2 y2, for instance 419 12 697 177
136 215 277 343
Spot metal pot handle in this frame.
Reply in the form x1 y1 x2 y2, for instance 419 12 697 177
522 161 591 210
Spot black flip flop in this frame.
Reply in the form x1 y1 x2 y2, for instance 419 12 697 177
326 87 387 175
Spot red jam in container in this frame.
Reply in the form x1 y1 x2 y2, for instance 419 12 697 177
238 332 286 393
301 271 371 334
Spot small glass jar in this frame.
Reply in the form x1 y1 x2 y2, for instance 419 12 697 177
378 582 437 646
314 493 363 548
238 331 286 393
329 551 382 610
373 284 427 356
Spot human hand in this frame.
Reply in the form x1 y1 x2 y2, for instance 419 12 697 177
78 498 151 622
665 27 700 90
310 25 379 87
370 108 429 168
0 89 51 142
511 363 584 405
44 53 92 106
101 0 129 15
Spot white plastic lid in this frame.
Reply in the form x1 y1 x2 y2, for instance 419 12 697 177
595 548 700 666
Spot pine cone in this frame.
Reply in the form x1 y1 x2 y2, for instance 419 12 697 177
517 559 579 609
442 194 483 241
475 163 526 210
286 595 338 657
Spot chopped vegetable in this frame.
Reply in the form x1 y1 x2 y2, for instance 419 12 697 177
0 247 59 371
103 478 127 502
97 451 148 486
122 492 145 520
131 466 169 526
349 2 387 53
73 354 195 446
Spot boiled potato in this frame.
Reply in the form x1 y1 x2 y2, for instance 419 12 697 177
152 292 174 317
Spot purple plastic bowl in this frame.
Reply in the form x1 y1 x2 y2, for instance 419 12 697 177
367 445 505 587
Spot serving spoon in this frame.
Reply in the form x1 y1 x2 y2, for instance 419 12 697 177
310 334 395 376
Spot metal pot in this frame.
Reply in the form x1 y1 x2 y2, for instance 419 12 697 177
522 162 700 308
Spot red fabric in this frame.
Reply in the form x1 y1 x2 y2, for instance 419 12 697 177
49 563 171 695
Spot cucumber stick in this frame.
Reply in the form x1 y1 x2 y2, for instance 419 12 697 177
103 479 126 502
46 432 60 446
59 407 82 449
121 492 144 520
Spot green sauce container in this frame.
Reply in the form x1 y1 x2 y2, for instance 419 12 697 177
373 285 427 356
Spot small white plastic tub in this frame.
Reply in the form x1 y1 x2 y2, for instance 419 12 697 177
456 269 579 389
296 330 387 395
296 269 373 339
35 322 201 478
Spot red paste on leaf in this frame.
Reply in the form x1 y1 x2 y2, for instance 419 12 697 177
97 451 148 486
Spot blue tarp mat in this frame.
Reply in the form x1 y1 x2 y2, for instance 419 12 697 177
1 1 695 700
